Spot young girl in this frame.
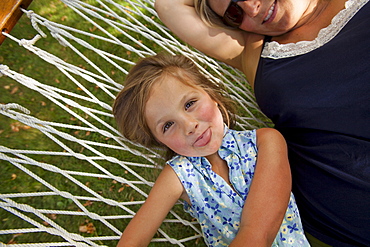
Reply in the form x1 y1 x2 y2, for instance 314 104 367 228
113 53 309 247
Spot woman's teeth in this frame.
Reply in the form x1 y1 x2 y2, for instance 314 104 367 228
264 2 275 22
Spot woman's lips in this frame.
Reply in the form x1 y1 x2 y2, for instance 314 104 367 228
193 128 211 147
263 1 277 24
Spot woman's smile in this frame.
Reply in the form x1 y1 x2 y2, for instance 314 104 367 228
263 0 277 24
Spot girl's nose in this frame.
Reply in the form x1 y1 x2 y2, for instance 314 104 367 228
185 117 199 135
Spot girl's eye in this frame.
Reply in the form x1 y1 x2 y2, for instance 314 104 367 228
163 121 174 133
185 100 196 110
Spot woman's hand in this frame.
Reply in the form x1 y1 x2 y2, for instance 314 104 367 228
155 0 246 70
154 0 264 85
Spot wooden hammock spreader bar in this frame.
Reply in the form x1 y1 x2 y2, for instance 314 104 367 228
0 0 34 45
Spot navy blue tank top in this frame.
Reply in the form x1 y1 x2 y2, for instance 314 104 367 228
255 1 370 246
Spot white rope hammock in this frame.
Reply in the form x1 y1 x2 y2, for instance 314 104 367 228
0 0 268 246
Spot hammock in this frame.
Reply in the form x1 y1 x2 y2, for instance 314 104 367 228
0 0 268 245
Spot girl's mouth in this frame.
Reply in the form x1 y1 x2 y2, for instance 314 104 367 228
193 128 211 147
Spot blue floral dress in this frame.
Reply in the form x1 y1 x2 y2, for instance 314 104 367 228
167 127 309 246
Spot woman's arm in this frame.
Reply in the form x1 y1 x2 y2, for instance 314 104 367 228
117 165 185 247
155 0 246 70
230 128 292 246
154 0 264 85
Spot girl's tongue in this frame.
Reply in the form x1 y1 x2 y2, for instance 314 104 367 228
194 128 211 147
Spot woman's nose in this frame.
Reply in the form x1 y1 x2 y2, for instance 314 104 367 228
241 0 260 18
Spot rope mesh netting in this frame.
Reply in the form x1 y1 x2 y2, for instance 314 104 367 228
0 0 268 245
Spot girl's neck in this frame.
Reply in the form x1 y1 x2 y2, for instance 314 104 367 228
205 152 223 166
206 153 231 184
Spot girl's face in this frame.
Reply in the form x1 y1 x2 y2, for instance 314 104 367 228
145 75 225 159
209 0 316 36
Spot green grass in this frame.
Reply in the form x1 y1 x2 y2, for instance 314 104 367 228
0 0 206 245
0 0 269 245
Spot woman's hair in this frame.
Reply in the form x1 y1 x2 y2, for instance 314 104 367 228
194 0 233 29
113 52 237 159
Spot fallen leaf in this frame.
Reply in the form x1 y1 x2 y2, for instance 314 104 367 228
7 233 22 244
10 122 31 132
86 223 96 234
22 125 31 130
10 86 19 94
83 201 93 207
7 239 17 244
79 222 96 234
109 185 115 192
10 123 20 132
48 214 57 220
11 174 17 180
195 237 201 244
79 225 88 233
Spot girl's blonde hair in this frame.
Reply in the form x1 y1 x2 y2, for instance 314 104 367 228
113 52 236 159
194 0 233 29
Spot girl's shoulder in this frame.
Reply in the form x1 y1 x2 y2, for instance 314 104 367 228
226 128 257 144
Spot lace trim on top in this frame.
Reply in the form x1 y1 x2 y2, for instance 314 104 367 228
261 0 368 59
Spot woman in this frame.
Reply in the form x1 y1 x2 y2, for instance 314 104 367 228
154 0 370 246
